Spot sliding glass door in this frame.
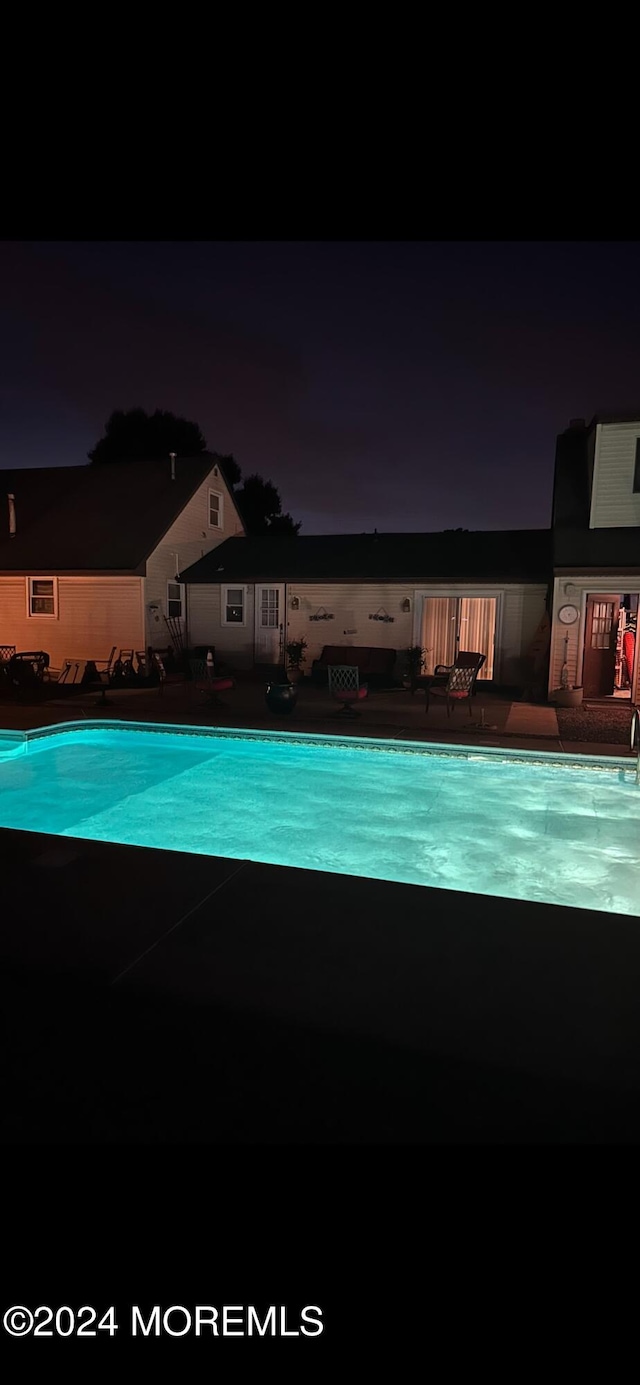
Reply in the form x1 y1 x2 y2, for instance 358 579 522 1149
421 596 497 680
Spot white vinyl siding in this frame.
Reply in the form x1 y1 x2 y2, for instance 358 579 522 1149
185 579 546 682
0 576 144 669
27 576 58 618
589 422 640 528
144 464 244 648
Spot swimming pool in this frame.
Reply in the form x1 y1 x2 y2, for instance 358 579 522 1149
0 720 638 915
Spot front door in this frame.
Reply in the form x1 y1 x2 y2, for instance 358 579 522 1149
582 594 620 697
255 584 285 665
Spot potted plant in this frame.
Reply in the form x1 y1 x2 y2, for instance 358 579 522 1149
285 637 308 684
552 685 584 707
403 645 426 690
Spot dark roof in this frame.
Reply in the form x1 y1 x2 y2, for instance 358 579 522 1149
0 456 227 574
180 529 552 585
554 527 640 572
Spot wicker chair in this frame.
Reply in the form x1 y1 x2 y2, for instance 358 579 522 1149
425 652 486 717
328 665 369 717
189 658 235 706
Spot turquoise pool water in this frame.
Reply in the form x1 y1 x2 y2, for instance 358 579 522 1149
0 721 639 915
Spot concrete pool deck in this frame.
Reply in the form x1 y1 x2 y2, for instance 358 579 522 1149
2 814 640 1144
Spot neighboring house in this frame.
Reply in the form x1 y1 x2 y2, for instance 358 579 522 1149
180 529 551 688
0 455 244 668
549 415 640 701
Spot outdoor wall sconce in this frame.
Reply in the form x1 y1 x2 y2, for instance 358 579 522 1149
290 595 300 610
401 598 411 613
369 608 395 623
309 608 334 621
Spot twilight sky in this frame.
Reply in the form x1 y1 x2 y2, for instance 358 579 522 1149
1 240 640 534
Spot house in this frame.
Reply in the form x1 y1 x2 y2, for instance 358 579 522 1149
0 455 244 668
549 414 640 702
180 528 552 689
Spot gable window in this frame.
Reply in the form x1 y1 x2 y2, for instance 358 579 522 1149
167 581 184 620
223 586 245 625
209 489 223 529
633 440 640 493
28 577 58 617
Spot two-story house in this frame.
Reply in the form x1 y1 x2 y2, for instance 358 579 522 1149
0 454 244 670
549 414 640 701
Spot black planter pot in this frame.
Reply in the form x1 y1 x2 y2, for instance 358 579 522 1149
265 682 298 716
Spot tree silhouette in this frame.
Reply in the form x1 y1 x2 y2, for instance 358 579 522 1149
89 408 208 463
234 474 301 536
89 410 300 533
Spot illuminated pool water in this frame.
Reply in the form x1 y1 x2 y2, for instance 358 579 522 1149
0 721 639 915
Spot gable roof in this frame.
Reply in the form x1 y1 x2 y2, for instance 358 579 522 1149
180 529 552 585
0 455 237 575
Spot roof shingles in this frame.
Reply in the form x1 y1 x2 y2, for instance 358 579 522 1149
180 530 553 585
0 457 220 574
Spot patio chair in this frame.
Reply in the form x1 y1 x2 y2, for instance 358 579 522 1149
425 652 486 717
328 665 369 717
188 657 235 707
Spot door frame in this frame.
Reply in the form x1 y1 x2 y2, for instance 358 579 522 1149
254 582 286 665
412 587 504 681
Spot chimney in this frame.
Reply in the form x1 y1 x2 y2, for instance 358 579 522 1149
170 452 177 481
7 493 16 538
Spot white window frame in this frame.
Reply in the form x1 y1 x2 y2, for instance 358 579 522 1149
26 576 58 619
166 580 184 620
208 489 223 530
222 585 246 627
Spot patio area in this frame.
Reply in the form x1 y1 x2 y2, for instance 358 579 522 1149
1 670 634 760
0 672 564 747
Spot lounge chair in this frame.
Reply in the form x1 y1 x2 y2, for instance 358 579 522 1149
188 658 235 707
328 665 369 717
425 652 486 717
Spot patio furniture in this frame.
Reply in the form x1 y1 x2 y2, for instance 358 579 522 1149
0 646 16 664
425 652 486 717
265 681 298 715
312 646 396 688
189 658 235 707
328 665 369 717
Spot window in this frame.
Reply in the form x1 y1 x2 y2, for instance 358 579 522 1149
260 587 279 627
223 587 244 624
28 577 57 617
209 490 223 528
590 600 614 648
167 581 184 620
634 440 640 492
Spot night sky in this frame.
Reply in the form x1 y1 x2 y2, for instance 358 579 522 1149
2 241 640 535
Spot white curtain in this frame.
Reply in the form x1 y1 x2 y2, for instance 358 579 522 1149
421 598 457 674
459 597 496 679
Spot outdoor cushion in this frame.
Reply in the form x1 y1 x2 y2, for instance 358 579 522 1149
339 685 369 702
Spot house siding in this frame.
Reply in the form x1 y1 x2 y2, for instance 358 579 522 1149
144 465 244 648
0 576 144 668
549 574 640 702
185 578 546 683
589 422 640 528
188 583 256 666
